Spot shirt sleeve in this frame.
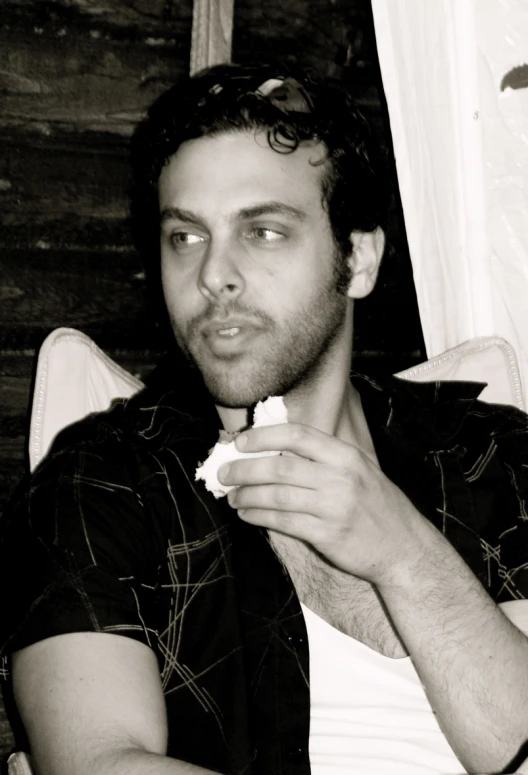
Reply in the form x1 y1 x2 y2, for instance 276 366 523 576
480 408 528 603
0 429 164 661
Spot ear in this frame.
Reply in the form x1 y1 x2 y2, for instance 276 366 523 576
346 227 385 299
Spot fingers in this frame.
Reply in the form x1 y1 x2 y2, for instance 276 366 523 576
233 422 357 468
228 483 319 516
234 505 323 545
219 451 322 489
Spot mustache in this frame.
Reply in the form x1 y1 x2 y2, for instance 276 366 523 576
187 303 276 335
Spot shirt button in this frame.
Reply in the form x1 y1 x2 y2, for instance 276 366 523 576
287 633 305 648
286 746 305 761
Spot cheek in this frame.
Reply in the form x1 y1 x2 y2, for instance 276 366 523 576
161 252 193 298
160 262 177 311
161 265 213 346
161 262 192 322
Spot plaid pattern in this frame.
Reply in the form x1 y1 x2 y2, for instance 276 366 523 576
1 359 528 774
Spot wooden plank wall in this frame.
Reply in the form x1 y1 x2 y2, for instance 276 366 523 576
0 0 425 517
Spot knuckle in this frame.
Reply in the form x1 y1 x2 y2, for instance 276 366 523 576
276 510 294 530
274 455 294 479
273 486 290 506
289 424 304 444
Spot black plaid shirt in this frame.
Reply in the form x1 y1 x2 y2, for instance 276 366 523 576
2 358 528 774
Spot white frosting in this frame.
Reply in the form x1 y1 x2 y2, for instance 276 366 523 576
195 396 288 498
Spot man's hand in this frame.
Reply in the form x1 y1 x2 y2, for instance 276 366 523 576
219 422 429 587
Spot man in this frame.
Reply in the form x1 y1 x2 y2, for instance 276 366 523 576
1 63 528 775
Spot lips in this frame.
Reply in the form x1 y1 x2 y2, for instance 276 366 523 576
200 318 262 354
201 318 260 337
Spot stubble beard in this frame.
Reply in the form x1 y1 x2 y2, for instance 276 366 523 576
169 272 349 408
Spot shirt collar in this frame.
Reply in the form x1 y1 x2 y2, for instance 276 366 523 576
133 356 489 452
352 371 487 449
127 353 221 449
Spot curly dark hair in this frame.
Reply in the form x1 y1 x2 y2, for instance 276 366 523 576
131 62 387 298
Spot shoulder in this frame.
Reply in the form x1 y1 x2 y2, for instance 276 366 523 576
4 359 226 565
0 366 232 661
33 357 219 485
452 394 528 480
357 371 528 444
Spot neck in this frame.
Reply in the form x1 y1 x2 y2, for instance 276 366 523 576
282 344 374 459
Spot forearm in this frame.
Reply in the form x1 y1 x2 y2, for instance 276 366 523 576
379 519 528 773
88 747 222 775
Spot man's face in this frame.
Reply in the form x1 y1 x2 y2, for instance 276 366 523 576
158 130 351 408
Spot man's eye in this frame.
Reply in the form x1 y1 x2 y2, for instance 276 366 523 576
170 232 204 250
248 227 284 242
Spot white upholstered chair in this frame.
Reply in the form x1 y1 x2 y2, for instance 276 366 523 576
28 327 145 473
6 328 528 775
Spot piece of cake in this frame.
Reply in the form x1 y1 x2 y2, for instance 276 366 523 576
195 396 288 498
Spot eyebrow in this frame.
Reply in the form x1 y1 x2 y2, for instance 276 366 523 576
160 207 201 225
159 201 307 225
235 202 307 222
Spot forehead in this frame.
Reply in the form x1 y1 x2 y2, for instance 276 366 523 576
158 130 329 219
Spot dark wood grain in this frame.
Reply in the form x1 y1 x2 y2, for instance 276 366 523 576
0 248 149 343
0 3 191 136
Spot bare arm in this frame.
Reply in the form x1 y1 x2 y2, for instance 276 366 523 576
12 633 221 775
377 518 528 774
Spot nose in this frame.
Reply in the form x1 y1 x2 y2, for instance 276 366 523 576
198 239 245 302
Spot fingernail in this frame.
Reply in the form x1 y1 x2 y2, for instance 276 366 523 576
236 434 248 450
218 463 230 482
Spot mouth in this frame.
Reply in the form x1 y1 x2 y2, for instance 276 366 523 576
201 317 260 337
201 323 262 355
216 326 242 337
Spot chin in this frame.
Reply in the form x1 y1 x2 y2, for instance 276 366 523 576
188 350 269 408
203 378 272 409
198 363 285 408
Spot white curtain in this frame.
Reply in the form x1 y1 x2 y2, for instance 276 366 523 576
371 0 528 392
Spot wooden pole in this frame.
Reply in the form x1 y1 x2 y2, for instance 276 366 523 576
190 0 235 76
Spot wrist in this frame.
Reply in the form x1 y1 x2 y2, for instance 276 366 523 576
376 514 450 596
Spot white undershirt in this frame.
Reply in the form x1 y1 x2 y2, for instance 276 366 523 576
303 595 528 774
304 600 528 774
303 602 467 774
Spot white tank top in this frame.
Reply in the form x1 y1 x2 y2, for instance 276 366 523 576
302 603 465 774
